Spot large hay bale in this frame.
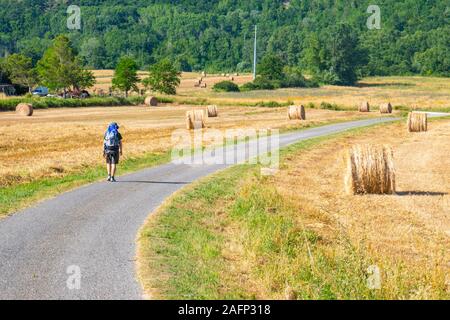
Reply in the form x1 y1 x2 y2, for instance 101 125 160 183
407 112 428 132
144 96 158 106
207 105 218 117
201 71 206 77
345 144 396 195
16 103 33 116
379 102 393 114
229 76 235 81
287 105 306 120
359 101 370 112
200 83 207 88
186 110 205 130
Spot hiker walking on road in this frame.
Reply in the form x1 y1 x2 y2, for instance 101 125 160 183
103 122 123 182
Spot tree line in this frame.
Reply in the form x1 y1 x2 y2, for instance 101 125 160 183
0 35 181 97
0 0 448 83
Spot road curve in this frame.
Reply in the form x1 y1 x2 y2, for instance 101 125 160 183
0 117 399 300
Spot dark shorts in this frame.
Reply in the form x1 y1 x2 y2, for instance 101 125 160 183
105 149 120 164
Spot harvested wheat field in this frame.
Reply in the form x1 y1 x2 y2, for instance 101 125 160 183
189 76 450 111
0 105 381 188
270 120 450 298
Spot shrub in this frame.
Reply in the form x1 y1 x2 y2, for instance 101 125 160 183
213 81 240 92
0 96 145 111
319 102 345 111
254 100 293 108
241 76 278 91
281 67 307 88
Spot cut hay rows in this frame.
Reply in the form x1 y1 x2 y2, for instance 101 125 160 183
16 103 33 116
359 101 370 112
379 102 393 114
287 105 306 120
407 112 427 132
206 105 218 118
186 110 205 130
345 144 396 195
144 96 158 106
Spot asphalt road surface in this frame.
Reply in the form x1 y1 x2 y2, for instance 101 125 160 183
0 117 404 299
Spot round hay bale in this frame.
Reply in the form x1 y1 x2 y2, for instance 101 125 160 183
287 105 306 120
229 76 234 81
344 144 396 195
16 103 33 116
234 73 239 76
221 73 226 77
186 110 205 130
359 101 370 112
200 83 207 88
201 71 206 77
379 102 393 114
144 96 158 107
407 112 428 133
207 105 218 118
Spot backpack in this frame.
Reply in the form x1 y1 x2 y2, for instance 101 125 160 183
104 129 120 150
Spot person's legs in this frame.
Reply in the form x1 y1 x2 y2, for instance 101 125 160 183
106 163 112 180
106 153 112 181
111 164 117 178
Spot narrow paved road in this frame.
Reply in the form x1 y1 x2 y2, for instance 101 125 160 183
0 117 400 299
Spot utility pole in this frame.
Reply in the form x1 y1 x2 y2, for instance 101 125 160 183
253 25 257 80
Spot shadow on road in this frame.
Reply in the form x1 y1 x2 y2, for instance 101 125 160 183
396 191 448 196
117 180 190 185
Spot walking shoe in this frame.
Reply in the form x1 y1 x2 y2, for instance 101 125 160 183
107 175 111 182
111 176 116 182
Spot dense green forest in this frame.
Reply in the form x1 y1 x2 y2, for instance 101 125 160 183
0 0 449 77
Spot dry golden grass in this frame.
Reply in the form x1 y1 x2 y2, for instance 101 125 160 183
137 119 449 300
269 120 450 298
90 70 251 95
90 71 449 111
186 75 449 111
0 105 378 187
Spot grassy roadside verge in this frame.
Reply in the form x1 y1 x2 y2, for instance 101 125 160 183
137 121 449 300
0 151 171 217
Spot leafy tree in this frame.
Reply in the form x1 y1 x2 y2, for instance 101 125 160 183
1 54 38 92
112 56 140 97
414 47 450 76
328 24 364 85
257 54 285 81
36 35 95 95
311 24 367 85
0 1 448 79
142 58 181 95
79 37 106 69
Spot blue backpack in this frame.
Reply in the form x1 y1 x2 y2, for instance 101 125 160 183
104 124 120 150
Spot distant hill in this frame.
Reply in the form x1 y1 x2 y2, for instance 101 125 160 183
0 0 448 76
